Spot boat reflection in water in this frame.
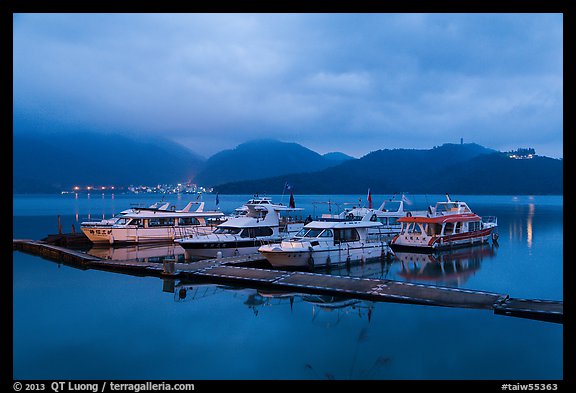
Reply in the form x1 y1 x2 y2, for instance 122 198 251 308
173 282 227 302
254 290 375 325
171 281 374 324
393 243 497 287
86 243 187 263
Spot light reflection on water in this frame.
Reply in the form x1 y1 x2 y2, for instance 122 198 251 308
12 194 563 380
528 203 534 250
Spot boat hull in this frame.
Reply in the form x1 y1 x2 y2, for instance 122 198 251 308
260 243 390 268
178 238 285 258
80 226 213 244
390 227 496 252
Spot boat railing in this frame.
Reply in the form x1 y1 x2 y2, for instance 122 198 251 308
175 226 214 239
482 216 498 226
81 218 113 224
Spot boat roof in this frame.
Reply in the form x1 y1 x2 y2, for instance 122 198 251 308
339 206 405 218
120 210 224 219
217 215 277 228
397 213 481 224
304 220 383 229
245 203 303 214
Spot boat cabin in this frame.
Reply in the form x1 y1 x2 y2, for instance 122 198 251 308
398 215 483 238
112 215 205 228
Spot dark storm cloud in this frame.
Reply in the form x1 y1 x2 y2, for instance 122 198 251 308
13 13 563 158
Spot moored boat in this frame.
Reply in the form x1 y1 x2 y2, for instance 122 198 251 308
258 213 393 269
389 195 498 251
80 202 225 244
175 202 304 258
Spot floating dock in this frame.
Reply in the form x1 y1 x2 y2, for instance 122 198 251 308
13 238 563 324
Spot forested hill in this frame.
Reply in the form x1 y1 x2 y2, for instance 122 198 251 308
213 144 562 195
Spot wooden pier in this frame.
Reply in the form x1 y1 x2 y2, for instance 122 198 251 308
13 238 563 324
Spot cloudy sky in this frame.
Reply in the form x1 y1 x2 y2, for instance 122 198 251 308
13 13 563 159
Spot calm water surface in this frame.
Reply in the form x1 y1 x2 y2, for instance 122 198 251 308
12 193 563 380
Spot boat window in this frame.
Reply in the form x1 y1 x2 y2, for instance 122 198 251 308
303 228 324 238
469 221 481 231
148 218 175 227
319 229 333 237
115 218 130 226
178 217 201 226
454 222 461 233
378 217 388 225
388 217 398 225
437 203 457 213
426 223 442 236
258 227 274 237
407 223 422 234
334 228 360 243
295 228 309 237
444 222 455 234
239 227 274 238
127 219 143 227
213 227 242 235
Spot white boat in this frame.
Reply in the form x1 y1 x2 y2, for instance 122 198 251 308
80 202 225 244
258 213 393 269
175 202 305 258
389 195 498 251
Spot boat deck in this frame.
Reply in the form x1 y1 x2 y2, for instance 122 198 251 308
13 238 562 324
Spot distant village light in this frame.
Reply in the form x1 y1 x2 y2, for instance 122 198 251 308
507 147 535 160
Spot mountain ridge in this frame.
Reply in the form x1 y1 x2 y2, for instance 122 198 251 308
192 139 350 186
212 144 562 195
12 133 562 195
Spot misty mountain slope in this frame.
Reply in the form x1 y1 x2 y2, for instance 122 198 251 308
322 152 355 163
13 132 205 193
193 139 350 186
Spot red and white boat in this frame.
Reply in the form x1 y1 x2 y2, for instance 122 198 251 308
389 195 498 251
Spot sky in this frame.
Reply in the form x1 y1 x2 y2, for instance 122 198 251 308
12 13 563 159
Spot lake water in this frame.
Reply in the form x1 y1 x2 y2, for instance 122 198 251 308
12 193 563 380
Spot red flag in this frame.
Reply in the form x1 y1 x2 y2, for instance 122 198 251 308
367 188 372 209
289 190 295 208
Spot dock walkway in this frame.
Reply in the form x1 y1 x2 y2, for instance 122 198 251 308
13 239 563 323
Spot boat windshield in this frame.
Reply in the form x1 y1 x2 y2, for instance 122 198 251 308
114 218 131 226
295 228 331 238
213 227 242 235
435 202 471 213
